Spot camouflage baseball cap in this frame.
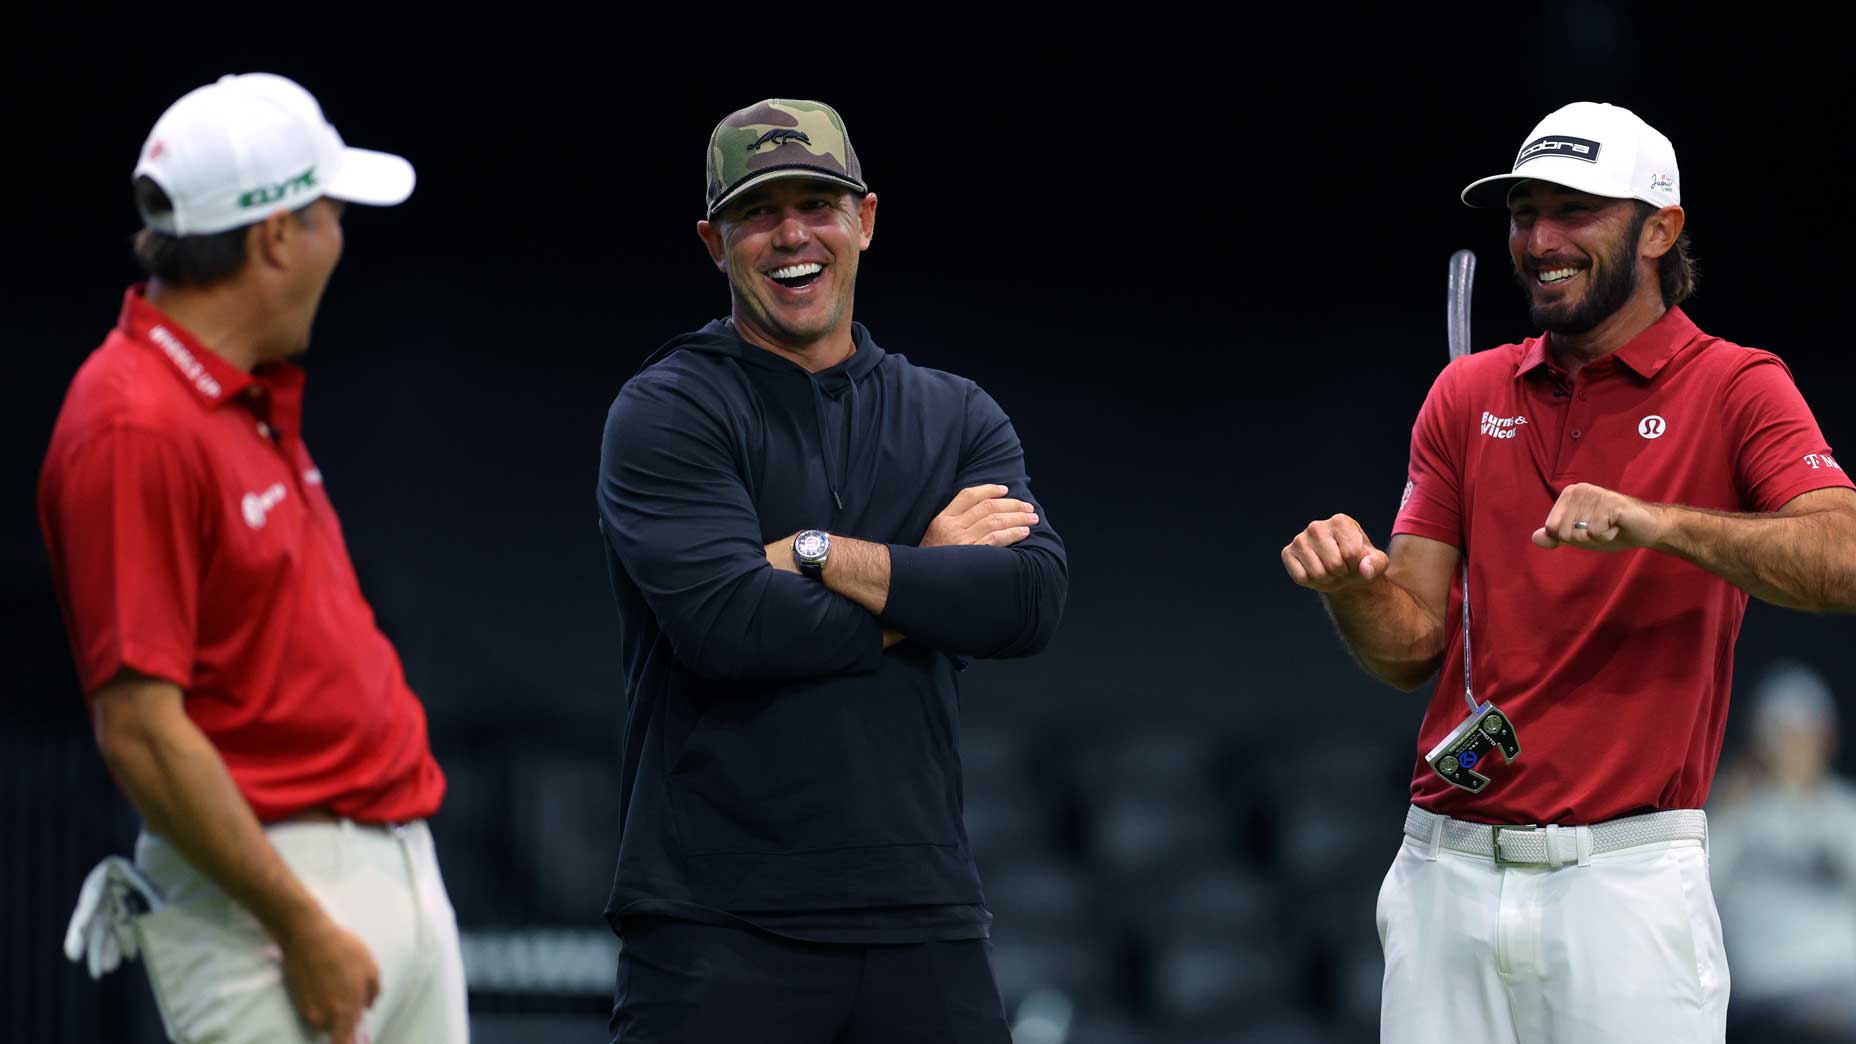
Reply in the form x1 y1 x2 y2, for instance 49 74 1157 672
704 99 866 219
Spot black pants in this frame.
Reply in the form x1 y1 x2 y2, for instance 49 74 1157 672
609 917 1012 1044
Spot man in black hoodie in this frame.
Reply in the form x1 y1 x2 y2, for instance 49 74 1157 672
597 99 1068 1042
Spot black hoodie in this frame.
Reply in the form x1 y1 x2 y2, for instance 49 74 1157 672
596 319 1067 943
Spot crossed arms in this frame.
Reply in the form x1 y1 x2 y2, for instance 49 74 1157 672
598 375 1068 682
762 482 1045 641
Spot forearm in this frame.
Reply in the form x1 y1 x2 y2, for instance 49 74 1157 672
882 543 1067 658
764 534 904 650
819 540 913 649
819 536 891 615
615 529 883 681
1320 578 1447 691
1653 504 1856 612
96 687 324 946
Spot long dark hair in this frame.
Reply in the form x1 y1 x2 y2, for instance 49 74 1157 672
1636 200 1699 307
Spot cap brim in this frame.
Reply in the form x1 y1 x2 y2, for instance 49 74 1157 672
1460 172 1532 208
708 167 866 218
327 147 415 207
1460 167 1641 209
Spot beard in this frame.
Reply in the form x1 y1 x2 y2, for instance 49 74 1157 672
1515 208 1650 336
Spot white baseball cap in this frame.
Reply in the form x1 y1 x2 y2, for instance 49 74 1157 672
1461 101 1680 210
133 73 415 236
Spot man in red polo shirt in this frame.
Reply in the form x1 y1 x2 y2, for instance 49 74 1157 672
1282 101 1856 1043
39 74 465 1044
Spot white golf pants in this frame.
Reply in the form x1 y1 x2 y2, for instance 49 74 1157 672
1377 807 1729 1044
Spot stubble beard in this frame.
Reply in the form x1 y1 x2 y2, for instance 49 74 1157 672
731 271 850 348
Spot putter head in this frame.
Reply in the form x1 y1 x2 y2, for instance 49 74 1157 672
1426 702 1521 793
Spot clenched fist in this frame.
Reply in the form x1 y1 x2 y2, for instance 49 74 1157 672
1282 513 1390 593
1533 482 1666 551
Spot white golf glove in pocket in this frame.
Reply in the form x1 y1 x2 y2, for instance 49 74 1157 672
63 855 165 979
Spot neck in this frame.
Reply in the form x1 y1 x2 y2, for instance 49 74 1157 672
145 278 276 373
729 313 857 374
1547 287 1669 376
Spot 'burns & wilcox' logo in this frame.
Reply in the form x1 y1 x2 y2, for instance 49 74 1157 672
1480 411 1528 439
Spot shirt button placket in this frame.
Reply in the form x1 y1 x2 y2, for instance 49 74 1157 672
1556 376 1586 475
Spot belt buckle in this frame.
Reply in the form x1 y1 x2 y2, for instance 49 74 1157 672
1491 824 1536 866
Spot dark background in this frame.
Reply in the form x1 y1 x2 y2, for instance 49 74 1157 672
5 13 1853 1043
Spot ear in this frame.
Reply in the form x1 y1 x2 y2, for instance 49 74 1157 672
1640 205 1685 261
248 209 297 272
696 219 727 271
855 192 877 251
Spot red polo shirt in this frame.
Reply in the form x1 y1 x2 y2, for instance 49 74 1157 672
39 287 444 824
1393 307 1852 824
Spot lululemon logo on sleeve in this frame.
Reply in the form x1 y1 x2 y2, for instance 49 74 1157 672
241 483 288 528
1639 415 1666 439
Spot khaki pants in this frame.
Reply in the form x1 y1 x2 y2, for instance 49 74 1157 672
134 819 469 1043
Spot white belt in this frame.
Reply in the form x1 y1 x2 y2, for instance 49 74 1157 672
1404 804 1708 867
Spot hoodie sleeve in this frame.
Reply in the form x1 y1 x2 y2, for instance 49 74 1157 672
881 385 1068 658
599 372 885 681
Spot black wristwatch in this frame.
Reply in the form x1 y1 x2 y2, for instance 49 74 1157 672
793 530 830 580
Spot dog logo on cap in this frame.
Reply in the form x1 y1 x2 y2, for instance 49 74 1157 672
747 128 812 153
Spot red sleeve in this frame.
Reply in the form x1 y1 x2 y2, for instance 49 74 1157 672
40 426 205 694
1392 361 1466 547
1722 355 1856 512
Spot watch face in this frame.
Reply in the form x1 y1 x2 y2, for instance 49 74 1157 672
795 530 829 562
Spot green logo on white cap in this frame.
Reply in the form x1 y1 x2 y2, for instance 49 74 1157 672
237 166 318 209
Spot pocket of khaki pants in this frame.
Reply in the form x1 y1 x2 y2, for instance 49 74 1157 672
136 904 218 1043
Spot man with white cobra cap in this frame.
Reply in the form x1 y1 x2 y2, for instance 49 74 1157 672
1281 100 1856 1042
39 74 465 1043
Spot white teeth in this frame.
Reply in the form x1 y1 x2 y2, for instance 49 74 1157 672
1541 267 1579 284
770 263 822 280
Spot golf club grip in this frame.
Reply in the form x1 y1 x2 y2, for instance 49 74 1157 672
1447 249 1476 361
1445 248 1479 711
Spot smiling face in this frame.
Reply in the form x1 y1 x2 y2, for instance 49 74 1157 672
696 178 877 360
1506 182 1652 337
